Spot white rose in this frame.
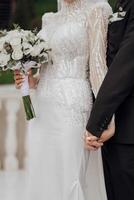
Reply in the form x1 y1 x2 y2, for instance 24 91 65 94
30 45 41 57
12 50 23 60
21 30 31 35
10 37 22 46
0 53 10 67
38 42 47 52
0 38 5 51
11 44 22 52
7 30 20 42
22 31 36 44
21 30 33 37
8 30 20 37
22 42 33 55
37 36 49 50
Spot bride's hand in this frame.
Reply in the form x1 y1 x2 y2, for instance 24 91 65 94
14 70 25 89
14 69 34 89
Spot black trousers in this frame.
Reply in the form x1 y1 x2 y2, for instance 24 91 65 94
102 143 134 200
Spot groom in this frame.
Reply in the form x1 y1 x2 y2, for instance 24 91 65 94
86 0 134 200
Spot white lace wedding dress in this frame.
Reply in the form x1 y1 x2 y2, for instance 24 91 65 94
26 1 112 200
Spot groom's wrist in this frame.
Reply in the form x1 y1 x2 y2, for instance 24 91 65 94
86 124 103 138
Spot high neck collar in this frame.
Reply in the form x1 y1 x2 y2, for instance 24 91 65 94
60 0 88 13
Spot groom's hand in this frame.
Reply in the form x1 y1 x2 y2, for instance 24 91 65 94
98 124 115 143
84 131 103 151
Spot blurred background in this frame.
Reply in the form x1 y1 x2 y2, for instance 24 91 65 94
0 0 115 199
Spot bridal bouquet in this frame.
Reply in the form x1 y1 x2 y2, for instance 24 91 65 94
0 26 50 120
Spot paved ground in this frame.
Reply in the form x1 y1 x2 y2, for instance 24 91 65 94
0 171 27 200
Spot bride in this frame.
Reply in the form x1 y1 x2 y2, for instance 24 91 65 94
15 0 114 199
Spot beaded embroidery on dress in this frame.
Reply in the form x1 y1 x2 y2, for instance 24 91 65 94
26 0 112 200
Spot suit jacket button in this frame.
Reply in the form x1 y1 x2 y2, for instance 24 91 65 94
99 127 103 131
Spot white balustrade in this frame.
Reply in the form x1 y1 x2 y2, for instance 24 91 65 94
0 100 2 169
4 99 20 170
0 85 28 171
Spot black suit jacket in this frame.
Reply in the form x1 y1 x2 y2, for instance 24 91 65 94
86 0 134 144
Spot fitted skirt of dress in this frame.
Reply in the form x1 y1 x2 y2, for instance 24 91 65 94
25 96 107 200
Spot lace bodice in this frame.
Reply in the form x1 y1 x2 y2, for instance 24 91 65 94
40 10 89 80
39 2 112 91
37 2 112 114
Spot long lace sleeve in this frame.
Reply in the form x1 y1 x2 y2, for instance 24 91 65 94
35 13 52 84
89 3 112 98
88 3 115 127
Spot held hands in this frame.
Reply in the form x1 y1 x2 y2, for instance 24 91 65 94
84 132 103 151
84 123 115 151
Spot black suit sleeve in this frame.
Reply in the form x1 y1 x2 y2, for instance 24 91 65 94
86 5 134 137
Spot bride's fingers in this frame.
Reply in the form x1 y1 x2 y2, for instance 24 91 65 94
87 141 103 148
86 136 98 142
16 79 25 85
86 138 103 146
85 144 98 151
83 134 103 149
14 74 24 80
92 141 103 148
15 83 23 89
15 74 24 80
14 77 25 82
98 139 103 143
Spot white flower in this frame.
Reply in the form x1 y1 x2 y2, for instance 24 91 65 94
6 31 21 43
11 44 22 52
6 30 22 46
21 30 34 38
39 42 48 52
8 30 20 38
22 42 33 55
12 50 23 60
0 29 49 69
22 30 36 44
30 40 49 57
10 37 22 46
0 53 10 67
21 30 31 36
30 44 42 57
0 38 5 51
